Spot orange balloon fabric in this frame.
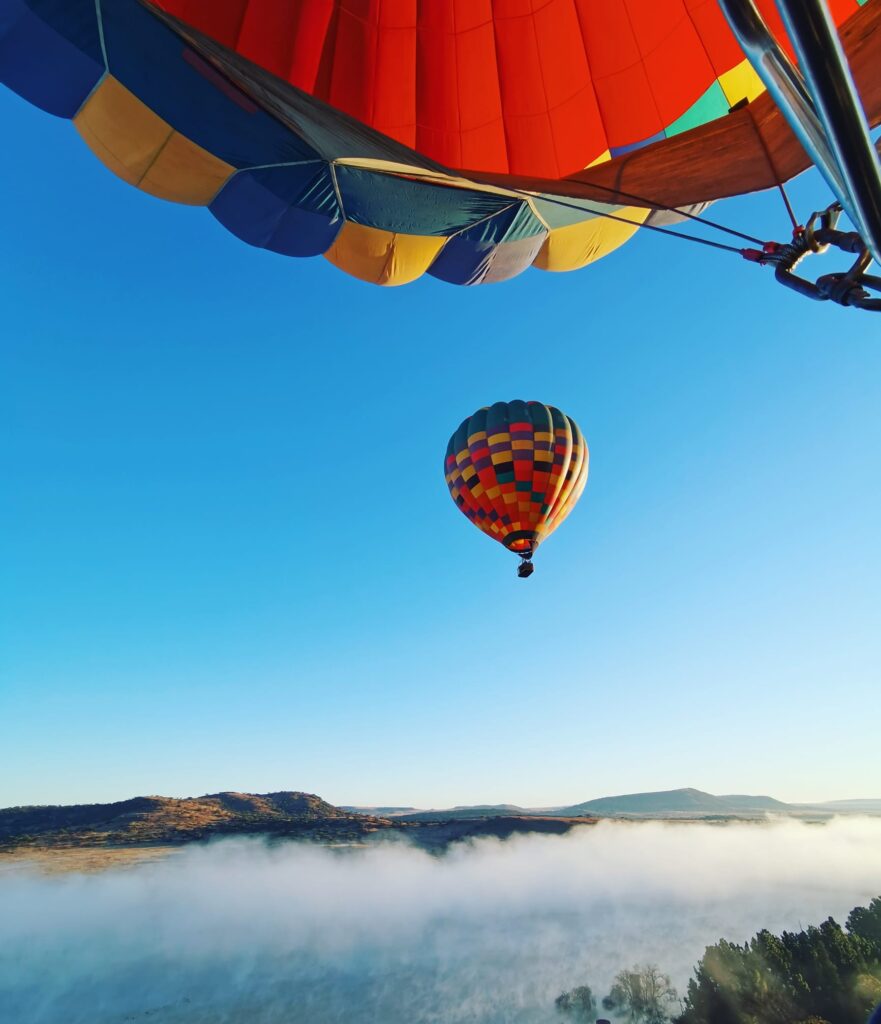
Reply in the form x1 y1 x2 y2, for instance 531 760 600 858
152 0 863 179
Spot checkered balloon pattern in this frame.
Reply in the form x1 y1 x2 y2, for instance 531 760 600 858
444 401 588 561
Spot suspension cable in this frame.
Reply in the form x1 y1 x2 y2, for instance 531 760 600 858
532 176 767 246
776 181 800 231
744 106 801 232
507 187 750 257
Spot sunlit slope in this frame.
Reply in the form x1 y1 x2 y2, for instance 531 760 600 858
0 791 383 846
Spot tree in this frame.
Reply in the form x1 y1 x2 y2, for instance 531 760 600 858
603 965 679 1024
676 894 881 1024
555 985 597 1020
848 898 881 957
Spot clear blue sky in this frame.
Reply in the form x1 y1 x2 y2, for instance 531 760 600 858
2 87 880 810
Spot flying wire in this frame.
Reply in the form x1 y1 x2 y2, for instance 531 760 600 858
528 178 767 247
507 187 750 257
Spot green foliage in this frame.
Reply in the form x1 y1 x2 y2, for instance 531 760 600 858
676 895 881 1024
848 899 881 956
555 985 597 1020
602 965 679 1023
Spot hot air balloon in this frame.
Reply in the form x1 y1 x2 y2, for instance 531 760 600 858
444 402 587 577
1 0 880 304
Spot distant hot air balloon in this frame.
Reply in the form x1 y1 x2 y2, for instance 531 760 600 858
444 401 587 577
2 0 880 303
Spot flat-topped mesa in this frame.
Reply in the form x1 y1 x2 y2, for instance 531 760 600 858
0 791 383 848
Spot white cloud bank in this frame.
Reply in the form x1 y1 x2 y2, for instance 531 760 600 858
2 817 881 1024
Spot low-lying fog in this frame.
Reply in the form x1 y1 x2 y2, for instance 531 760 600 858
2 818 881 1024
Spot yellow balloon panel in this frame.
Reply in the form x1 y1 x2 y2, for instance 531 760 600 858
534 206 648 273
74 76 233 206
324 222 447 286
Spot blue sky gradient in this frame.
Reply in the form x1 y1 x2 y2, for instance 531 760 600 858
2 88 880 809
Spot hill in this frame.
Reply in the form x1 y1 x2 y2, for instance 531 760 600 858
347 790 798 822
0 791 387 848
811 798 881 813
396 804 531 821
716 793 791 811
554 788 791 817
4 787 876 853
339 806 419 816
401 789 879 820
0 793 597 852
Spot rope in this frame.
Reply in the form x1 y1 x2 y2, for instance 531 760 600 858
746 106 800 232
776 181 800 232
534 178 766 246
507 186 749 257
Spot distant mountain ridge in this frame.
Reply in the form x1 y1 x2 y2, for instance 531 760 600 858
806 798 881 812
383 789 794 820
555 788 791 817
364 788 880 821
3 787 877 851
396 804 531 821
0 792 596 851
339 806 419 816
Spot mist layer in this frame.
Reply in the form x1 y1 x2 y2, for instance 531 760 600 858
2 818 881 1023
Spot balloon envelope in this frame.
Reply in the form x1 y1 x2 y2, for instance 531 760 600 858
1 0 878 285
148 0 875 186
445 401 588 562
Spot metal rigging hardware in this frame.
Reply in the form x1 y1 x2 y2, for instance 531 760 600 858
742 204 881 310
718 0 881 267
